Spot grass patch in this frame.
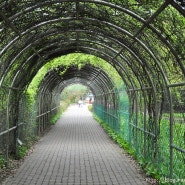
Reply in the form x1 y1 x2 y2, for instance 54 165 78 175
0 155 6 169
93 115 135 158
50 101 70 125
93 114 162 183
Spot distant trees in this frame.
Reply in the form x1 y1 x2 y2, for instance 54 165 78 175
61 84 89 104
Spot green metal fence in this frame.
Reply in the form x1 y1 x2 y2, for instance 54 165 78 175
93 85 185 184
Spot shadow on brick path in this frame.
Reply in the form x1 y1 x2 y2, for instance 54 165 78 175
3 104 150 185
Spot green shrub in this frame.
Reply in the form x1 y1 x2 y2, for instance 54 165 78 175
0 155 6 169
88 104 93 112
50 113 61 125
17 145 28 159
94 115 135 157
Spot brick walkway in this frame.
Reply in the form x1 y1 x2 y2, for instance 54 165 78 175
3 104 149 185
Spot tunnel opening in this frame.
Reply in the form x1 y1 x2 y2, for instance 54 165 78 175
60 84 91 105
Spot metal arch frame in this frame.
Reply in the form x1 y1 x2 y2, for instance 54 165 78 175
37 43 152 94
1 0 145 23
35 44 160 147
0 1 184 80
0 23 168 93
8 40 160 138
0 3 183 87
0 0 183 66
61 65 115 94
37 64 116 110
2 22 170 150
73 45 156 95
0 16 173 92
0 0 185 179
2 39 172 176
1 30 153 91
0 10 181 131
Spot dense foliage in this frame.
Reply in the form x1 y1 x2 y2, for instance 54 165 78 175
0 0 185 183
26 53 122 101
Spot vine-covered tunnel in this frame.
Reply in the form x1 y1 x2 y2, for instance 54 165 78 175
0 0 185 182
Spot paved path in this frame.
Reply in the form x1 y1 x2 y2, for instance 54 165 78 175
3 104 149 185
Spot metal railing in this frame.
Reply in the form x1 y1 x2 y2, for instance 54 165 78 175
93 86 185 182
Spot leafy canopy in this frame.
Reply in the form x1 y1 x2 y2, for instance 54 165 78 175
27 53 123 99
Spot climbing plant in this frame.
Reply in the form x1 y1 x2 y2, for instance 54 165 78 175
26 53 122 101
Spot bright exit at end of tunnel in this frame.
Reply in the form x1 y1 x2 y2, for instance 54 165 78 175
0 0 185 184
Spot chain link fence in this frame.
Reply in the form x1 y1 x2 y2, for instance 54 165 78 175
0 86 62 166
93 85 185 183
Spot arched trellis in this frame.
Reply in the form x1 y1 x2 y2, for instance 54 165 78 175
36 64 118 134
0 0 185 181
